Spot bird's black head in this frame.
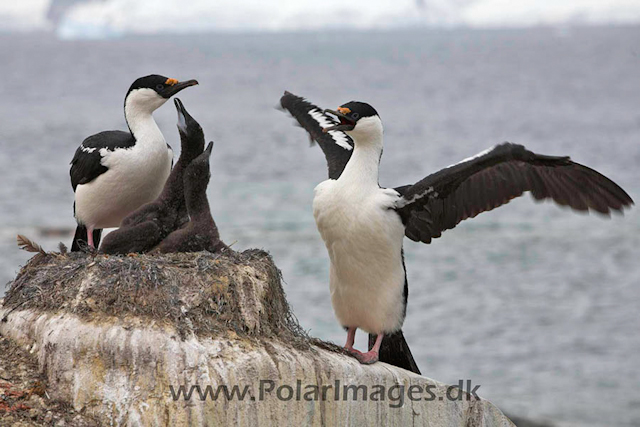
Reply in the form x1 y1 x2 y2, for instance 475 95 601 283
174 98 205 157
126 74 199 101
184 141 214 195
323 101 379 132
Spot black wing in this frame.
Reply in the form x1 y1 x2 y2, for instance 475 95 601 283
70 130 135 191
395 143 634 244
279 91 354 180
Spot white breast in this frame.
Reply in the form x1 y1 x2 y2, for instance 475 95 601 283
74 133 172 229
313 180 406 334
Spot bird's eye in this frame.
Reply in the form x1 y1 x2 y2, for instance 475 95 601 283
351 112 360 119
156 84 164 91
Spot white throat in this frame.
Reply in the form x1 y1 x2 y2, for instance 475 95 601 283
124 88 167 147
339 116 384 188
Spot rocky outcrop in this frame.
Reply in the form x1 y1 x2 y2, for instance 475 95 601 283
0 250 515 426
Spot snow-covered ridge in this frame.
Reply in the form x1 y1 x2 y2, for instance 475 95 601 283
2 0 640 39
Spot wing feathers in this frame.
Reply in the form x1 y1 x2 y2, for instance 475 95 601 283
396 143 633 244
279 91 354 180
70 130 135 191
278 94 633 243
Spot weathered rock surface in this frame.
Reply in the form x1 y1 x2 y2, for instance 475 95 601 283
1 250 515 426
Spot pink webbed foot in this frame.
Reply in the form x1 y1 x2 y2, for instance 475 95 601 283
346 347 363 356
343 328 385 365
344 326 359 354
354 350 379 365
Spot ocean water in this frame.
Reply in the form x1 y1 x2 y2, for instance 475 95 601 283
0 27 639 426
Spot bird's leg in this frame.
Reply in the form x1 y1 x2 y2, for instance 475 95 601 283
87 227 95 249
344 327 362 355
355 333 384 365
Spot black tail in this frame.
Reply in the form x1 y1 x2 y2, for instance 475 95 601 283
369 330 421 375
71 225 102 252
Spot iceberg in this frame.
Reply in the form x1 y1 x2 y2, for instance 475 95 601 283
2 0 640 39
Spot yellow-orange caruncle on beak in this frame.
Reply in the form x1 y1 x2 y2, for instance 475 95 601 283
337 107 351 115
165 78 179 86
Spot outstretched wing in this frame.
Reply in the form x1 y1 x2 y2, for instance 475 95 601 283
279 91 353 180
70 130 135 191
395 143 634 244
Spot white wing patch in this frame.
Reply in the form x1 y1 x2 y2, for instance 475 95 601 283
81 145 97 153
308 108 353 151
308 108 335 130
395 186 437 209
447 145 497 168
